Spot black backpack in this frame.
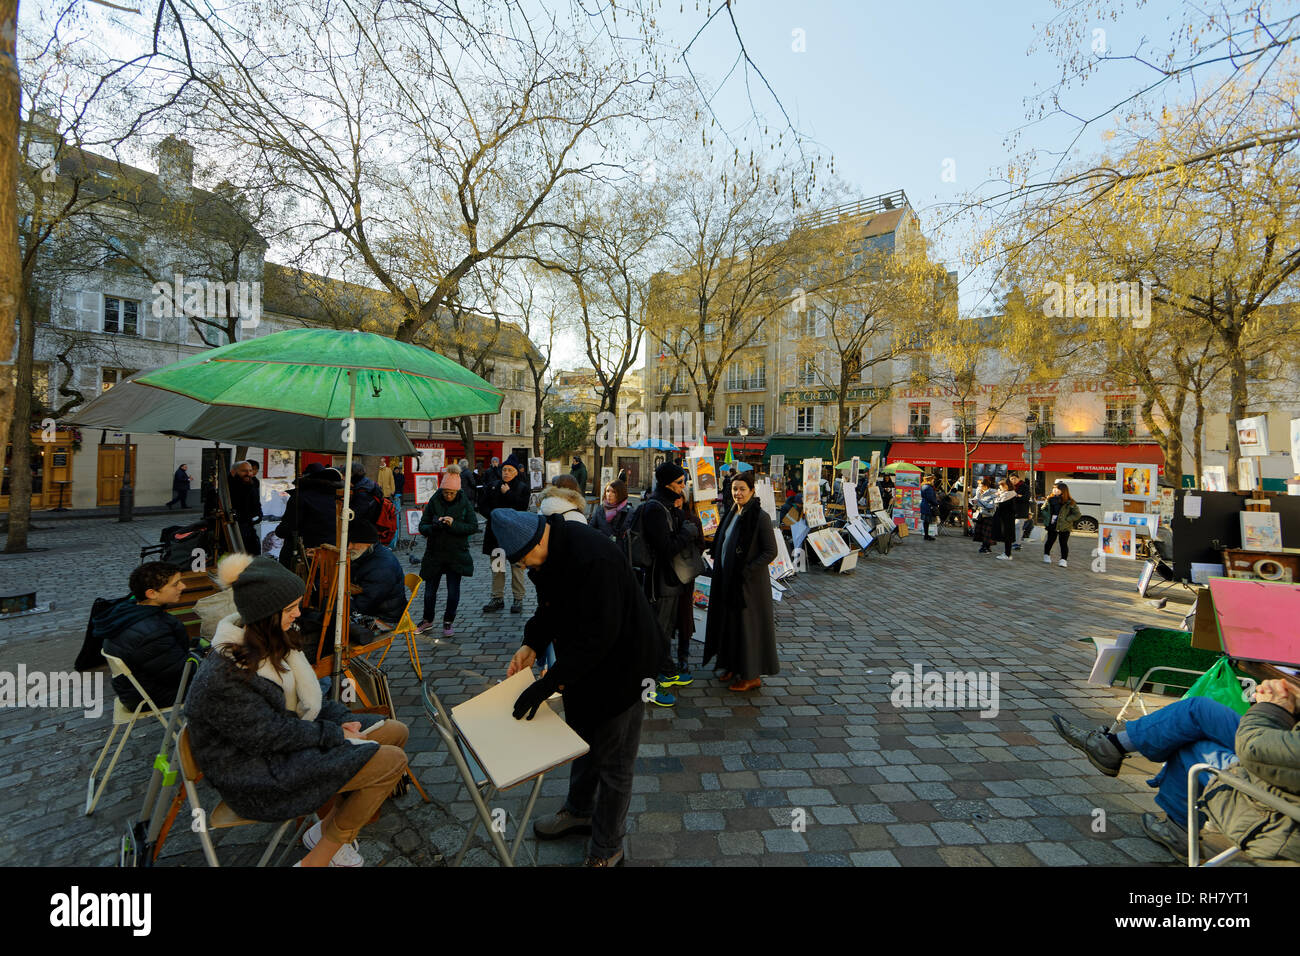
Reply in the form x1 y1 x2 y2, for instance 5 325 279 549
75 596 127 671
626 501 657 571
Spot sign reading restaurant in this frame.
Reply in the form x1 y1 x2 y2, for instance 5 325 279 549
780 386 888 405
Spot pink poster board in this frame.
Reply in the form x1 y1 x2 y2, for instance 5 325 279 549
1206 578 1300 667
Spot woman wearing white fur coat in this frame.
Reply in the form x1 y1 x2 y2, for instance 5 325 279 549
184 554 410 867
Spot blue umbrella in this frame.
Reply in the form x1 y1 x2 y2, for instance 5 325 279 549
629 437 679 451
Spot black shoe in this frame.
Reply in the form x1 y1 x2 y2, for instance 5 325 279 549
533 809 592 840
1141 812 1189 863
510 602 523 614
482 598 505 612
923 536 935 541
1051 714 1124 776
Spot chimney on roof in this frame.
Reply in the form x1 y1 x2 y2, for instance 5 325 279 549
155 135 194 198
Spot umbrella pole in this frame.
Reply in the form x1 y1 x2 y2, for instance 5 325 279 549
332 371 357 702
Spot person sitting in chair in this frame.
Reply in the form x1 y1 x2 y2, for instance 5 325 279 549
345 519 407 631
92 561 194 708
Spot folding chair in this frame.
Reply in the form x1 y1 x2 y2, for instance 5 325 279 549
1106 666 1210 733
176 724 309 867
375 573 424 679
1186 762 1300 867
421 682 542 867
86 653 179 816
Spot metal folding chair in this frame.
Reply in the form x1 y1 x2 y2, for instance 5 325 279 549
176 724 309 867
421 681 544 867
1186 761 1300 866
1106 666 1210 733
87 653 180 816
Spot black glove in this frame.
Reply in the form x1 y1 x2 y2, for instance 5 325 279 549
513 672 560 721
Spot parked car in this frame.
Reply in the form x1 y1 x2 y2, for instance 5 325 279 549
1050 477 1127 533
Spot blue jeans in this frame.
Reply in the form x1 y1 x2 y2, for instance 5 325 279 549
1126 697 1240 827
422 570 462 623
538 643 556 672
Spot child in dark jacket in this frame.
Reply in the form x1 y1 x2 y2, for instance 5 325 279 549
93 562 191 707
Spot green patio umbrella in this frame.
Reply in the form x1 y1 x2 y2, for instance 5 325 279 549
882 461 923 473
74 327 503 696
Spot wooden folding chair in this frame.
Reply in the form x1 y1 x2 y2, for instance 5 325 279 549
176 724 309 867
86 653 178 816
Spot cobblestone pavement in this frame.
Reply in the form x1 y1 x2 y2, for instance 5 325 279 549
0 513 1265 867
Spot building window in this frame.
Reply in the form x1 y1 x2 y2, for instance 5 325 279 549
31 363 51 407
727 404 742 428
909 353 930 378
726 360 766 391
749 404 764 432
1104 397 1136 439
510 410 523 435
951 400 976 436
796 406 814 434
703 321 719 341
103 296 139 335
512 368 527 390
441 418 457 433
101 367 136 391
477 414 492 433
851 405 871 434
797 358 818 387
909 402 930 437
1028 399 1055 437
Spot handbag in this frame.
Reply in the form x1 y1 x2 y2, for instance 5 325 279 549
672 545 705 584
1181 657 1251 715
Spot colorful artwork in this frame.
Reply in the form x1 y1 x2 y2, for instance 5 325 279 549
1099 524 1136 560
697 501 720 536
692 453 717 500
1240 511 1282 552
1202 466 1228 492
1291 418 1300 474
1238 458 1257 492
529 456 544 491
803 458 823 504
803 501 826 528
807 528 852 566
692 577 711 610
1235 415 1269 457
1117 463 1157 501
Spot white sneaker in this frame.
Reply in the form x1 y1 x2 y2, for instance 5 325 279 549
303 819 365 867
1042 553 1052 564
1058 559 1068 568
996 554 1012 561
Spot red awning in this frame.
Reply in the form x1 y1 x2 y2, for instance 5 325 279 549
703 438 768 452
1035 442 1164 474
886 441 1029 470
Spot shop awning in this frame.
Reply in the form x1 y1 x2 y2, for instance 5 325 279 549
1035 442 1164 474
886 440 1029 470
703 437 768 452
763 436 889 462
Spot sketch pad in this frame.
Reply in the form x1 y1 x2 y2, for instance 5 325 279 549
450 670 590 790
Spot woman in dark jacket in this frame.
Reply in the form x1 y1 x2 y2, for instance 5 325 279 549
920 475 939 540
275 465 343 567
417 466 477 637
589 478 634 553
185 554 409 867
479 455 531 613
702 471 778 692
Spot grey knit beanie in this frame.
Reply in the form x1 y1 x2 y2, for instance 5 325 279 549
217 554 306 624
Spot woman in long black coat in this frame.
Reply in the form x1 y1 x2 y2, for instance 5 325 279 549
702 471 778 692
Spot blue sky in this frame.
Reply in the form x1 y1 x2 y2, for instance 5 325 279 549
653 0 1210 281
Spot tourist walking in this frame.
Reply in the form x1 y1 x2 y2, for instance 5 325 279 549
1040 480 1082 568
702 471 778 692
993 478 1018 561
920 475 938 540
417 465 477 637
166 464 191 510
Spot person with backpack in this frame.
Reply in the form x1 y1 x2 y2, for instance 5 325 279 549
590 478 634 554
631 461 702 707
480 454 531 613
416 465 477 638
1040 480 1082 568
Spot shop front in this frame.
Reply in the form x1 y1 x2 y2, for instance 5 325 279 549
764 436 891 484
887 439 1165 494
703 436 769 471
1 429 78 512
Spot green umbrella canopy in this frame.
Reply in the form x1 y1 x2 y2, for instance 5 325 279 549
882 461 923 473
134 328 503 421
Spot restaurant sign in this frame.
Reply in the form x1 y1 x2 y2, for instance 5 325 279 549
780 386 887 405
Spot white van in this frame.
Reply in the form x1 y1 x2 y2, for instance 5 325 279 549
1051 478 1125 533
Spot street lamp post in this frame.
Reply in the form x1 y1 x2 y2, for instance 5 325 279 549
1024 413 1039 503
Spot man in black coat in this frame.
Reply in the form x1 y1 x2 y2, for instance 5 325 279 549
638 461 702 702
93 562 192 707
494 509 658 867
228 460 263 555
349 462 383 526
345 520 407 627
275 465 343 561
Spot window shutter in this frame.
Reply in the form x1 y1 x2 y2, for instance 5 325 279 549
813 405 824 434
143 302 162 340
815 316 827 338
77 292 99 331
787 407 796 434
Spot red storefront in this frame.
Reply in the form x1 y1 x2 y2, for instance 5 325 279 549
703 437 769 468
302 437 505 497
887 440 1164 483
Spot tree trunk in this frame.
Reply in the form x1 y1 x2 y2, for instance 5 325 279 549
0 0 19 439
1225 323 1248 479
1193 392 1206 489
4 293 35 552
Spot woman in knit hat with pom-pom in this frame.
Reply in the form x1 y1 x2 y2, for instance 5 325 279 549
184 553 410 867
